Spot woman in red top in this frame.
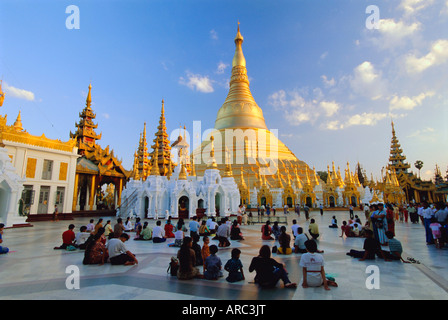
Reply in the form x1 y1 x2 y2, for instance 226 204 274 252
261 221 274 240
164 220 175 238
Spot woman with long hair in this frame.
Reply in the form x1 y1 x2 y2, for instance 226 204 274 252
83 227 108 265
176 237 203 280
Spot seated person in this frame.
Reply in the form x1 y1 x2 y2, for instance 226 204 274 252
248 245 297 289
346 229 390 261
277 226 292 255
308 219 320 240
230 220 244 240
164 220 175 238
152 220 166 243
329 216 338 228
384 231 409 263
340 221 354 237
300 240 337 290
199 220 211 236
134 222 152 240
106 233 138 265
0 223 9 254
203 245 223 280
74 226 91 249
54 224 76 250
294 227 309 254
224 248 245 283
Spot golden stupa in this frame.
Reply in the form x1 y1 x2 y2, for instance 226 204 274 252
194 23 312 190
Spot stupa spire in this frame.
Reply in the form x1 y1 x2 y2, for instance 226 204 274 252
214 22 267 130
0 80 5 107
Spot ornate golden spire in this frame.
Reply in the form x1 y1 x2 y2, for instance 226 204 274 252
223 148 233 177
86 83 92 109
13 111 23 132
150 99 173 176
178 160 187 180
207 136 218 169
0 80 5 107
214 22 267 130
150 140 160 176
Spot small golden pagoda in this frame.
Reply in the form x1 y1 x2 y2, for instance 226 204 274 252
323 165 338 207
342 162 361 206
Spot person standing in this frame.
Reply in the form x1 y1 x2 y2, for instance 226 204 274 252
419 201 435 245
52 205 59 222
319 204 324 216
349 204 354 220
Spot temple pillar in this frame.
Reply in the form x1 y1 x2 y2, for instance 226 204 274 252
89 175 96 210
72 173 79 211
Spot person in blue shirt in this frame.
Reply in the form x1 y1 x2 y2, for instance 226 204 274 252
0 223 9 254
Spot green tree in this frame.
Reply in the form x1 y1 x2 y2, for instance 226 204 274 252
414 160 423 179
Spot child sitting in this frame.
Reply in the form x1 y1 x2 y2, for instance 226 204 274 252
224 248 245 283
204 245 222 280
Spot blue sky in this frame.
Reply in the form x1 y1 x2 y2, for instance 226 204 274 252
1 0 447 181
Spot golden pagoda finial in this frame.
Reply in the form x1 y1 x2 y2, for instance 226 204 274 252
207 135 218 169
190 155 196 177
0 80 5 107
178 160 187 180
13 111 23 132
86 83 92 108
233 21 246 68
223 147 233 177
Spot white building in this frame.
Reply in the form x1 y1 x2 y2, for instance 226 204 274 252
0 112 79 216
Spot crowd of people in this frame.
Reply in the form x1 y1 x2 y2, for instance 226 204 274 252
0 198 443 291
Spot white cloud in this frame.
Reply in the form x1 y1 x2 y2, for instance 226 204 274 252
216 61 229 74
399 0 434 16
389 91 434 110
321 75 336 88
349 61 387 100
345 112 388 127
210 29 218 40
375 18 420 49
3 82 35 101
268 89 341 125
324 120 343 131
179 72 214 93
319 100 340 117
405 39 448 74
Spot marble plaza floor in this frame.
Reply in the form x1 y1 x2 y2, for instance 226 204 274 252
0 209 447 300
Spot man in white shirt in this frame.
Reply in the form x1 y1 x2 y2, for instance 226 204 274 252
419 201 435 245
291 220 300 239
152 220 166 243
106 233 138 265
75 226 91 249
